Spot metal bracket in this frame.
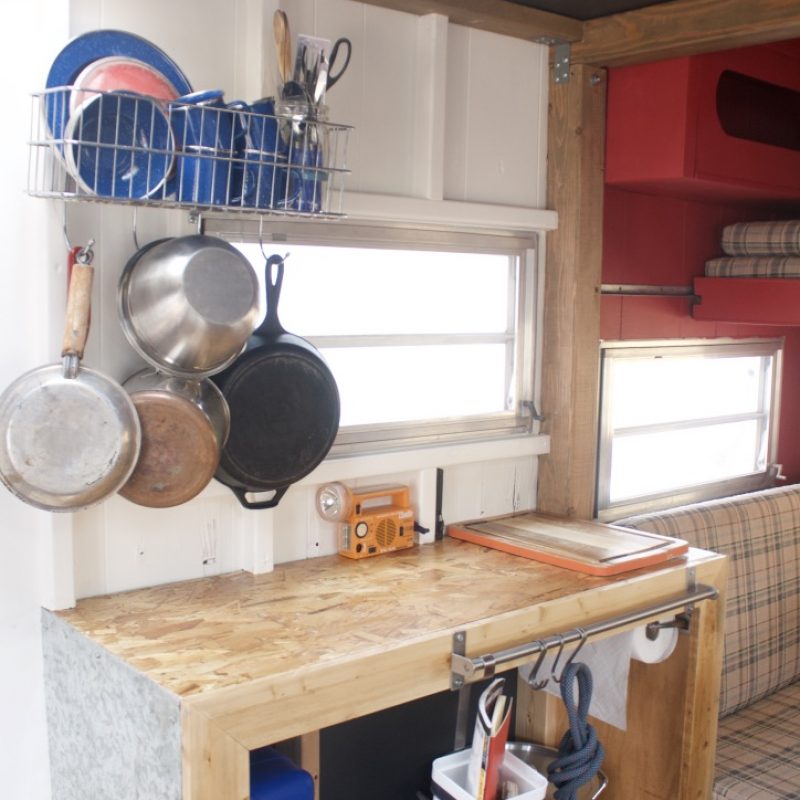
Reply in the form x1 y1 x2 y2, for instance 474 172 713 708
451 631 466 690
646 609 693 640
522 400 544 421
554 42 571 84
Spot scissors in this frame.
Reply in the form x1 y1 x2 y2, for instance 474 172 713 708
326 37 352 90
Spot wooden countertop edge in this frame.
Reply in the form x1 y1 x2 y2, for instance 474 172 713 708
183 550 726 750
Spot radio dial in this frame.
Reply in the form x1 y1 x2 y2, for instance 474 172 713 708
355 521 369 538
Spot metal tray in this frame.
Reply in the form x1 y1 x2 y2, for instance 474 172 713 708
506 741 608 800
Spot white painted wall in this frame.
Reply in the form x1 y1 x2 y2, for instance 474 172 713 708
0 4 70 797
0 1 549 796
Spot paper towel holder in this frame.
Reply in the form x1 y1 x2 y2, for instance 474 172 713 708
645 610 692 641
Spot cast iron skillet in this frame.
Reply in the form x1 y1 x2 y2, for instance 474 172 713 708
211 254 340 509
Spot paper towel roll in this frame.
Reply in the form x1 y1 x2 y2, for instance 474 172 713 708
630 623 678 663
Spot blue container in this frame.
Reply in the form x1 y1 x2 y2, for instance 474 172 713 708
239 98 286 209
169 91 234 206
250 748 314 800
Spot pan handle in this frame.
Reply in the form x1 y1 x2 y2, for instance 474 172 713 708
232 485 290 510
62 263 94 364
255 254 287 337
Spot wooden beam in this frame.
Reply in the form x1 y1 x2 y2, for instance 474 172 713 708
573 0 800 67
357 0 583 44
537 63 606 519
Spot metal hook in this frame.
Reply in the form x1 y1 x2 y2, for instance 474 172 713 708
62 203 73 251
550 634 568 683
559 628 589 682
526 646 550 690
76 239 95 265
257 217 292 264
62 204 95 264
132 207 140 251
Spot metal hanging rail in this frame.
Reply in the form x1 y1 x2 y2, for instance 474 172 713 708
450 582 718 688
600 283 698 298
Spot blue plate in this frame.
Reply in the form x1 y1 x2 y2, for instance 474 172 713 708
45 29 192 145
65 91 174 199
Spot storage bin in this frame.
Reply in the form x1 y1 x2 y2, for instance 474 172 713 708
250 747 314 800
431 748 547 800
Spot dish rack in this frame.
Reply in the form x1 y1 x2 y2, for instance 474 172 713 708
28 87 352 218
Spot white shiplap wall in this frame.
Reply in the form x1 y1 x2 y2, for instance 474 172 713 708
60 0 552 601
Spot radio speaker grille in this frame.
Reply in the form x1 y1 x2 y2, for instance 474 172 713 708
376 519 397 548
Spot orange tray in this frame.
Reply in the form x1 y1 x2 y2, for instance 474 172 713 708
447 511 688 576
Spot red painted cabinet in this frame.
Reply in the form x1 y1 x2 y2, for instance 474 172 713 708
606 42 800 202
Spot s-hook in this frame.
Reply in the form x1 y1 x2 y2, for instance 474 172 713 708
62 203 94 265
132 207 140 251
257 215 291 263
559 628 588 681
527 645 551 690
550 634 568 684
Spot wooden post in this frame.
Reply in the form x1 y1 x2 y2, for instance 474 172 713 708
537 63 606 519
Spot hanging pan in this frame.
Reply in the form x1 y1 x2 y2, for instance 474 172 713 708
118 368 230 509
211 254 340 510
0 257 141 511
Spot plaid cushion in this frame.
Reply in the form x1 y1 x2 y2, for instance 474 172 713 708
721 221 800 256
705 256 800 278
616 485 800 717
713 681 800 800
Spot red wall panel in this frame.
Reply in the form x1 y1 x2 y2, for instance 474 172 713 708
601 185 800 482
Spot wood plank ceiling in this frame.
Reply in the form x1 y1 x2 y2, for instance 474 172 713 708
359 0 800 67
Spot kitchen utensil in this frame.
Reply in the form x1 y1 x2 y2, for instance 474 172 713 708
240 97 286 209
169 91 236 205
326 37 352 90
275 97 328 212
118 235 262 378
45 29 193 148
273 10 292 85
0 261 141 511
69 55 180 113
313 52 329 104
65 90 174 199
211 254 340 510
119 368 229 508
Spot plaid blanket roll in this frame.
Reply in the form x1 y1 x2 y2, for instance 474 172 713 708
705 256 800 278
721 221 800 256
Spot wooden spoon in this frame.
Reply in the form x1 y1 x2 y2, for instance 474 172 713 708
273 10 292 84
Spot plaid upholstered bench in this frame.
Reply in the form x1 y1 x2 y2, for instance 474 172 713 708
616 484 800 800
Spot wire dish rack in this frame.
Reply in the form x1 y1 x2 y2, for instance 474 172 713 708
28 87 352 218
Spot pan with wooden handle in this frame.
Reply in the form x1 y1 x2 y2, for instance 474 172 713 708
0 255 141 511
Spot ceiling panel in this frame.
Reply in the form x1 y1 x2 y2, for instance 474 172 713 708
506 0 676 21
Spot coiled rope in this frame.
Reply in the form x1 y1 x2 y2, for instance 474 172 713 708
547 661 605 800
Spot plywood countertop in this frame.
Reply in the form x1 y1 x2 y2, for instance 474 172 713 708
57 537 722 701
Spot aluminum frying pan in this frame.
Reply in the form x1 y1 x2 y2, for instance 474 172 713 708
211 254 340 510
0 261 141 511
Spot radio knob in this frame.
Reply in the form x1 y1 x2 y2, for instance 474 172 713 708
355 521 369 538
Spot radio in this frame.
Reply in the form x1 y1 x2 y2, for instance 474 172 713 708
315 482 416 559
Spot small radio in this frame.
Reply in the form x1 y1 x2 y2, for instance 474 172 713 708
315 482 416 559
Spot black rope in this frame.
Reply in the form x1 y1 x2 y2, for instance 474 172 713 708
547 661 605 800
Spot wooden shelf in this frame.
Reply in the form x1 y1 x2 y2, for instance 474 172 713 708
42 535 726 800
693 276 800 325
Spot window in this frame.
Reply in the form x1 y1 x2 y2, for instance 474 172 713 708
211 221 541 456
596 339 782 520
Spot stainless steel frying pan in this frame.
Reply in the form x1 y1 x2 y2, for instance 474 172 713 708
0 261 141 511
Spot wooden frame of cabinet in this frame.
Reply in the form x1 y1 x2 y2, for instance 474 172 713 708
50 537 726 800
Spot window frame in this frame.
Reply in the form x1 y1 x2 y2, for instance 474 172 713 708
205 217 543 456
596 337 783 521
